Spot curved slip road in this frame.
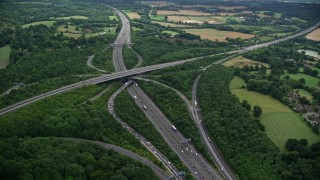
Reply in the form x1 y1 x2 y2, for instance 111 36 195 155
62 137 168 180
86 55 107 73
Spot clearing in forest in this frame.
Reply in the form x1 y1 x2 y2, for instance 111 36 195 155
22 21 56 28
217 6 246 10
293 89 313 101
125 11 141 19
57 15 88 20
157 10 211 16
229 76 320 151
151 21 190 27
184 28 254 41
281 73 320 88
0 45 11 69
305 28 320 41
223 56 270 68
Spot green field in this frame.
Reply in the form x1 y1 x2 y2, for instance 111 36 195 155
294 89 313 100
151 21 189 28
0 45 11 69
212 16 243 23
230 76 320 151
22 21 56 28
162 30 179 35
150 15 166 21
58 25 115 39
187 16 224 24
229 76 246 89
103 27 116 34
274 13 282 18
281 73 320 88
292 17 307 23
57 15 88 20
0 22 14 31
132 27 142 31
57 25 82 39
109 16 118 20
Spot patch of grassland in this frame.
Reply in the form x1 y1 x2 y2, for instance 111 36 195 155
0 45 11 69
151 21 189 27
22 21 56 28
291 17 307 23
0 22 14 31
262 113 319 151
132 27 142 31
150 15 165 21
184 28 254 42
124 11 141 19
57 15 88 20
274 13 282 18
229 76 246 89
230 76 320 151
294 89 313 101
281 73 320 88
109 16 118 20
223 56 270 68
162 30 179 35
57 25 82 39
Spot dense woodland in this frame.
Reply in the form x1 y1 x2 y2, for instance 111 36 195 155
92 49 114 72
123 46 139 69
0 137 159 180
198 65 320 179
0 83 164 176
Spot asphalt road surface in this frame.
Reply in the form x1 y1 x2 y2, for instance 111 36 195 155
110 5 222 180
107 81 182 179
128 84 221 180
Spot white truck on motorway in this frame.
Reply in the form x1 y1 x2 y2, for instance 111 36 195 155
172 125 177 131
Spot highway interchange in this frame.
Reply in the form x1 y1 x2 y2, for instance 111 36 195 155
0 4 320 180
110 6 221 180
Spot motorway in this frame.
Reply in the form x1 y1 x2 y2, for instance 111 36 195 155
107 81 182 179
109 6 186 180
134 76 237 180
110 5 222 180
62 137 168 179
128 85 220 180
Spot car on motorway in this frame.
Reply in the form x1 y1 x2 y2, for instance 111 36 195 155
143 105 147 110
134 96 137 99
